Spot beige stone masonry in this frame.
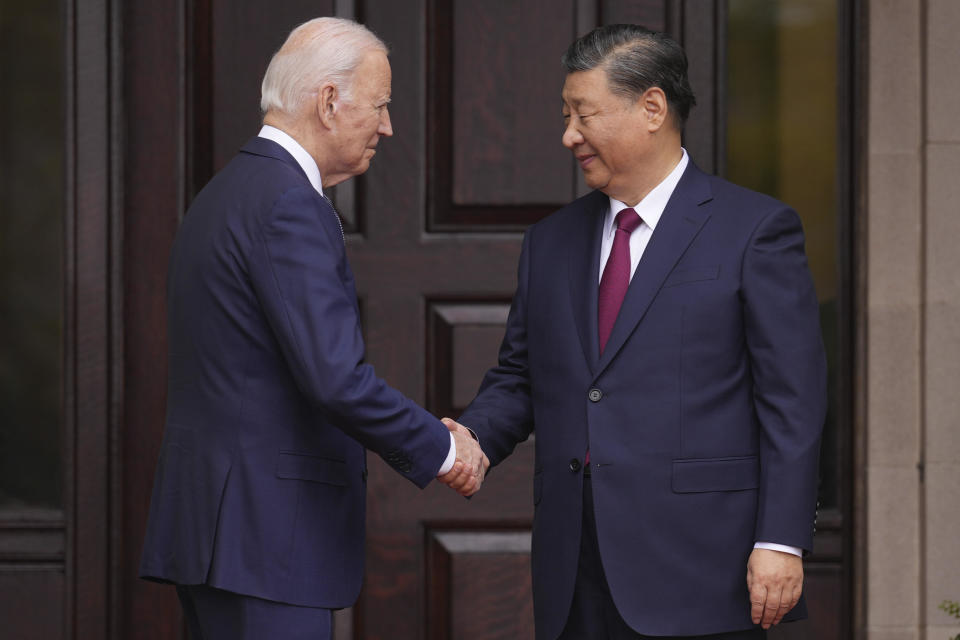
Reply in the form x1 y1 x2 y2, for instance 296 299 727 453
865 1 960 638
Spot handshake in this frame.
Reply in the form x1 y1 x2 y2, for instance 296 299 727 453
436 417 490 497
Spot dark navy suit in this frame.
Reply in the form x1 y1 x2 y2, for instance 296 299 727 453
139 137 449 615
460 162 826 638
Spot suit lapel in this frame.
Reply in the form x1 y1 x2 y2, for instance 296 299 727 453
240 136 311 185
595 163 714 376
240 136 344 245
567 191 608 375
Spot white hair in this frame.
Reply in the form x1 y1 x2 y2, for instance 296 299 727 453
260 17 387 115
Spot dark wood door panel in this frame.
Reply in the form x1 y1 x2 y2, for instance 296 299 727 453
427 529 535 640
0 569 64 639
432 0 577 222
427 301 512 419
361 440 536 639
427 0 606 230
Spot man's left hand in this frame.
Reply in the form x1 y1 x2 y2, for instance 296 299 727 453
746 547 803 629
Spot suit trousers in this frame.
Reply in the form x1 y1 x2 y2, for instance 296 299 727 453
176 584 332 640
557 471 766 640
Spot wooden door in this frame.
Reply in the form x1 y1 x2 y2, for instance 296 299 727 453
111 1 851 639
346 1 730 638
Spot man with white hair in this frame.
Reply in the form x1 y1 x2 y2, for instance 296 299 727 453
139 17 487 639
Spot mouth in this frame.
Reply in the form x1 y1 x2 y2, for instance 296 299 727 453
575 153 595 168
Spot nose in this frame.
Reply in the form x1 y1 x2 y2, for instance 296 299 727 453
562 120 582 149
379 107 393 137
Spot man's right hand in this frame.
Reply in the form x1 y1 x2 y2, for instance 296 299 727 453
747 548 804 629
436 418 489 497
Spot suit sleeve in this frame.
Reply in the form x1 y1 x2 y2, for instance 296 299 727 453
459 230 536 466
741 206 827 552
247 186 449 488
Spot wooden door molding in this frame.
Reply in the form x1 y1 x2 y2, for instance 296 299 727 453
119 0 190 636
0 0 124 636
65 0 123 637
665 0 729 176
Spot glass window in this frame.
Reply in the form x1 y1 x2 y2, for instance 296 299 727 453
0 0 65 512
727 0 840 508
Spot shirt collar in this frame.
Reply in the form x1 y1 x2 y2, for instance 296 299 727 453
606 147 689 232
258 124 324 196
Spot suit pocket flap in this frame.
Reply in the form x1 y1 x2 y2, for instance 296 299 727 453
672 456 759 493
276 451 348 486
663 265 720 287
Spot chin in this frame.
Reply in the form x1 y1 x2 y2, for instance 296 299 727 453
583 176 607 191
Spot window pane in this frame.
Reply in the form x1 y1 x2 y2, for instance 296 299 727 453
0 0 64 511
727 0 840 508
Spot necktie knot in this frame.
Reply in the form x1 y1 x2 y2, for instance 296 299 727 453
615 207 642 235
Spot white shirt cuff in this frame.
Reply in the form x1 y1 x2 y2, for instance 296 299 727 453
754 541 803 557
437 432 457 476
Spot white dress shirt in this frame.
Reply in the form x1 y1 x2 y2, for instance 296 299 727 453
258 125 324 195
594 147 801 558
257 125 458 476
598 148 689 283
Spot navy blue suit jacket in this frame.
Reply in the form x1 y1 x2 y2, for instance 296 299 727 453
460 161 826 638
139 137 450 608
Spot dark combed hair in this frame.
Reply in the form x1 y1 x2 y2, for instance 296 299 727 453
561 24 697 129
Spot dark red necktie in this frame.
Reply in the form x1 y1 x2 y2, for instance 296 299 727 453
598 207 642 354
587 208 642 466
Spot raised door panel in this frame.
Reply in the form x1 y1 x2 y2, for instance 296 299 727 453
426 529 535 640
427 0 581 229
0 569 64 640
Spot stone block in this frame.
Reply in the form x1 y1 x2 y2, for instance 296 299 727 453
867 152 922 309
869 0 922 154
925 463 960 619
927 0 960 142
868 307 921 466
867 465 921 628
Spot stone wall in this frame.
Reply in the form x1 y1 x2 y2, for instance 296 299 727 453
865 1 960 638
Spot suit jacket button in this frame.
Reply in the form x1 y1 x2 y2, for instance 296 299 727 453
569 458 581 472
588 388 602 402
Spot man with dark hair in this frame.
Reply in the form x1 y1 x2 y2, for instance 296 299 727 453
449 24 825 639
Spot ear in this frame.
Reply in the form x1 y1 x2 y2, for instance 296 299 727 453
640 87 669 132
317 83 338 129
